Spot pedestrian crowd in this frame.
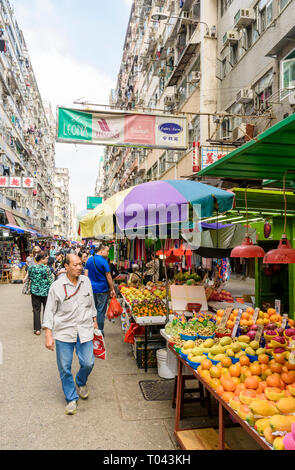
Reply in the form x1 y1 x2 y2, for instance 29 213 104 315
22 240 160 416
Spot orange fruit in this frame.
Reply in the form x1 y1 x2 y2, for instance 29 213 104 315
239 355 250 366
267 308 276 316
216 385 224 396
201 358 212 370
221 376 236 392
250 363 261 376
245 376 259 390
281 371 295 385
266 374 281 388
236 383 247 394
221 356 232 368
270 362 283 374
229 364 241 377
258 354 270 365
273 354 286 365
241 312 250 320
210 365 222 379
209 378 221 390
222 391 235 403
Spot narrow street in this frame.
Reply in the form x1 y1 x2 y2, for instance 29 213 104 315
0 284 260 450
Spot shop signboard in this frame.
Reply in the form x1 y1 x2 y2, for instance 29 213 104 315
0 176 34 188
87 196 102 210
201 146 236 170
57 107 188 150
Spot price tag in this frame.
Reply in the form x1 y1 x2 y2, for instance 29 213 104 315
275 300 281 315
281 314 288 329
252 307 260 324
219 307 232 328
231 309 243 338
254 325 264 343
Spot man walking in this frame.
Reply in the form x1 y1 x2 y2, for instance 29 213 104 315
43 254 98 415
84 244 116 336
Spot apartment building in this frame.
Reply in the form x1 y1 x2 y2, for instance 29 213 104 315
53 168 71 238
101 0 218 198
214 0 295 149
0 0 56 234
101 0 295 197
68 202 77 240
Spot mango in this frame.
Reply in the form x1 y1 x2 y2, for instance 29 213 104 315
273 436 285 450
192 347 205 356
255 418 270 436
190 355 204 363
263 426 274 445
226 349 235 357
235 351 245 358
276 397 295 415
256 348 266 355
211 345 224 356
250 400 278 417
183 340 195 350
238 335 250 344
214 354 226 361
269 415 295 433
239 342 250 350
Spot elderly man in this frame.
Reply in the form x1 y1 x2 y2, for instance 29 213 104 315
43 254 98 415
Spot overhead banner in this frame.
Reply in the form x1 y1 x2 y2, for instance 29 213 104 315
57 107 188 150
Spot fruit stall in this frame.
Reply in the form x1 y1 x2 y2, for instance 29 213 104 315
163 309 295 450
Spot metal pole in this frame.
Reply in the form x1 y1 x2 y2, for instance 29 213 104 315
161 239 170 325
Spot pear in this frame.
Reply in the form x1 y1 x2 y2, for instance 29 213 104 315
245 347 256 356
239 342 249 350
226 348 235 357
232 342 242 353
203 338 214 348
220 337 232 347
184 340 195 350
256 348 266 355
249 340 260 351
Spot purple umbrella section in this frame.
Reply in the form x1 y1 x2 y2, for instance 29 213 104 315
115 181 189 230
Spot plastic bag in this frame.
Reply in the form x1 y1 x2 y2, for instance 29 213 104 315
93 329 106 360
124 323 145 344
107 297 123 320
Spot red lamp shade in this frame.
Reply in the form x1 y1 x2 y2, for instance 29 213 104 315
263 234 295 264
165 255 181 264
230 236 265 258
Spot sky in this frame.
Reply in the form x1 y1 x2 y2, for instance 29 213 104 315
13 0 132 214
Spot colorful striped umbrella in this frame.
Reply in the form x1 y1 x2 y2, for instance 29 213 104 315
79 180 234 238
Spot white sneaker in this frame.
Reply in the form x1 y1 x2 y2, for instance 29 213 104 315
65 400 77 415
77 383 89 400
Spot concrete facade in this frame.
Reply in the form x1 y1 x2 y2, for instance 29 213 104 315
0 0 56 234
53 168 71 238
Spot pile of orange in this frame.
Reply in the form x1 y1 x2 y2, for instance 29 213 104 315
216 307 295 329
197 352 295 406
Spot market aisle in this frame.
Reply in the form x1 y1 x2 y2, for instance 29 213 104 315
0 285 260 450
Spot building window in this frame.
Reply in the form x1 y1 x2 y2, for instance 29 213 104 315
178 78 187 104
279 0 291 11
281 49 295 100
258 0 273 34
159 153 166 174
254 69 273 110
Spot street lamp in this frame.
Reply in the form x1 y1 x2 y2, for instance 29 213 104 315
150 12 210 35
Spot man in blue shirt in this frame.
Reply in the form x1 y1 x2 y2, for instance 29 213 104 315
84 244 116 336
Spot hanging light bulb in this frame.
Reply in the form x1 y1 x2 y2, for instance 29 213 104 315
230 187 265 258
263 171 295 264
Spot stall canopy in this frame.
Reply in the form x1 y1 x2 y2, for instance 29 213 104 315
198 114 295 182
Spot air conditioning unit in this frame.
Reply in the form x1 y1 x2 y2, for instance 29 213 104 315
236 87 254 103
222 31 239 48
181 11 189 19
234 8 255 29
164 94 179 106
190 71 201 84
232 123 255 142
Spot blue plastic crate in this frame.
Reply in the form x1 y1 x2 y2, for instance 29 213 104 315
180 333 198 341
197 333 215 340
187 359 201 369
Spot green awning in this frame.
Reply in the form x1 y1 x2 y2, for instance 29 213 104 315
231 188 295 215
198 114 295 181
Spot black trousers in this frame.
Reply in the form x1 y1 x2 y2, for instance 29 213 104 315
31 294 47 331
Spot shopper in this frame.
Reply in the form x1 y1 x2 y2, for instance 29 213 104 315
128 264 142 286
84 244 116 336
43 254 98 415
78 251 88 274
23 252 53 336
108 257 119 279
54 251 66 279
143 254 160 284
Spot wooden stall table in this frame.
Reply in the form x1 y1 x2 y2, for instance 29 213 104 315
169 344 273 451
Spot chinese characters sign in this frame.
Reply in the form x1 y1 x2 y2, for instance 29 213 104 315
201 146 236 170
0 176 34 188
57 107 187 150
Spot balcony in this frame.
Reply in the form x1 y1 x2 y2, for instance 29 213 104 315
166 40 200 87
